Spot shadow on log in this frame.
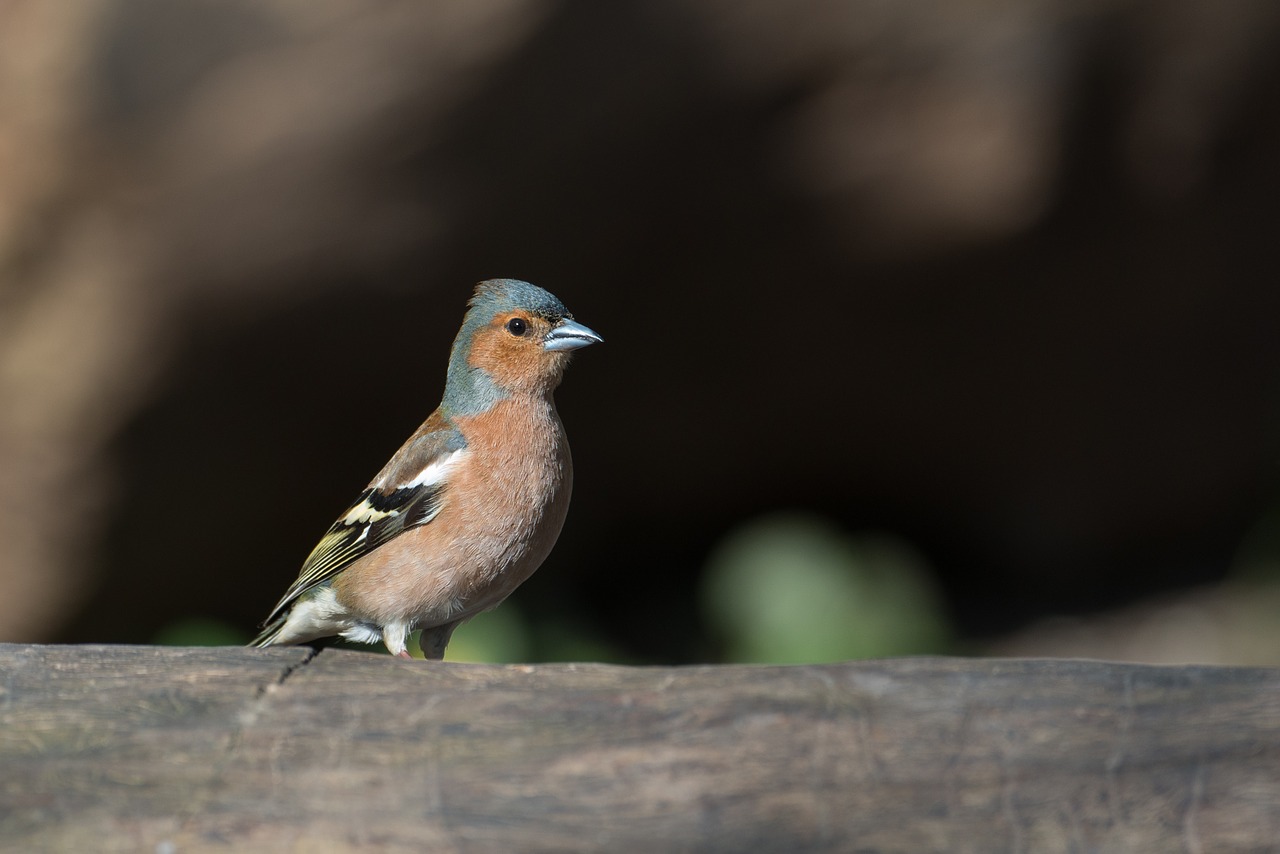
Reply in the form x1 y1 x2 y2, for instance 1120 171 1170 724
2 645 1279 852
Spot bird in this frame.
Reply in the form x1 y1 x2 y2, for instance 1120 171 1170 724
251 278 601 660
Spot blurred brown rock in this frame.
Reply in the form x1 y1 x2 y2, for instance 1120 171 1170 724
0 0 550 640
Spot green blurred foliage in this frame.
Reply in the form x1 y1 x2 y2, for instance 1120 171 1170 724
441 607 532 663
700 512 953 663
530 619 630 664
445 606 628 663
1232 502 1280 583
153 617 248 647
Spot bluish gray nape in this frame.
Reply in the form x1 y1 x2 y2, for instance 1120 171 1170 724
442 279 572 416
444 349 508 415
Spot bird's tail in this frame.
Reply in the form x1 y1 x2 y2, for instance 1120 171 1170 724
248 614 287 648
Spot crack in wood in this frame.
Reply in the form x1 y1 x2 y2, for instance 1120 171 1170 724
254 646 322 699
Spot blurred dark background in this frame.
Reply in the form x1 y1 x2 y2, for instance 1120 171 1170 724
3 0 1279 664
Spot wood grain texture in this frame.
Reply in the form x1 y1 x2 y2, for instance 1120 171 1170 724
2 645 1279 852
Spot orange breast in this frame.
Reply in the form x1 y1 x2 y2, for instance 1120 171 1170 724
332 395 573 629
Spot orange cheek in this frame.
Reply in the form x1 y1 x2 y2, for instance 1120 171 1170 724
468 327 544 389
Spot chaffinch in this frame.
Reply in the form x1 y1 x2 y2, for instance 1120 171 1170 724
251 279 601 659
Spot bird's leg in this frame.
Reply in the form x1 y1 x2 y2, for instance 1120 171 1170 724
381 621 412 658
418 620 462 661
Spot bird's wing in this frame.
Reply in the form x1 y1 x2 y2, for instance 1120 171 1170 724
260 425 468 625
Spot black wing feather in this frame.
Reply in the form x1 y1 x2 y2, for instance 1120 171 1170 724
259 481 447 626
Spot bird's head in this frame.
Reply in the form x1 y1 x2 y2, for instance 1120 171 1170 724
443 279 602 413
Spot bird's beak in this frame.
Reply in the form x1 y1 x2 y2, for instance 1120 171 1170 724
544 318 603 351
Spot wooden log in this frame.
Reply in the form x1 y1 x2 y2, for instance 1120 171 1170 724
2 644 1278 852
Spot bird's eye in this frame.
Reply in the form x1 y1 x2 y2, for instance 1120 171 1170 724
506 317 528 337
